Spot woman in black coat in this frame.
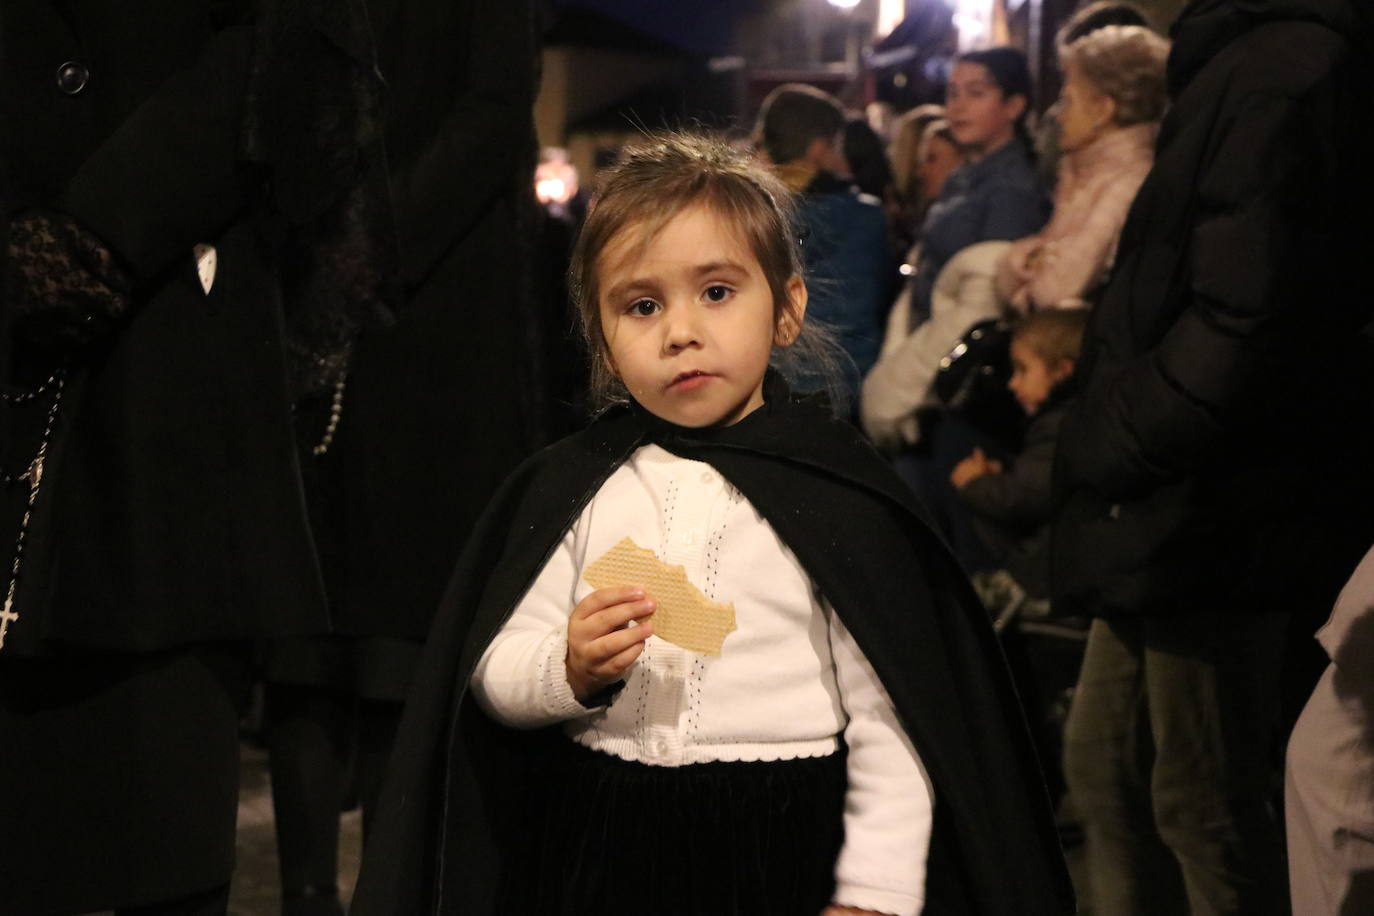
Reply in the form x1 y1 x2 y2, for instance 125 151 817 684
2 1 543 912
257 2 543 913
1 2 329 913
1051 0 1374 912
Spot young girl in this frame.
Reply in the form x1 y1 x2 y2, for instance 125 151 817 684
951 309 1089 600
352 134 1071 916
890 48 1052 575
911 47 1050 325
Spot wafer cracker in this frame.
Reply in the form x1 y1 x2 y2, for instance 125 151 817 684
583 537 737 656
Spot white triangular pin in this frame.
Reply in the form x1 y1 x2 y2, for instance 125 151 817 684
193 244 217 295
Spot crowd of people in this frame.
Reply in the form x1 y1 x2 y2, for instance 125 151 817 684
753 1 1374 914
3 0 1374 915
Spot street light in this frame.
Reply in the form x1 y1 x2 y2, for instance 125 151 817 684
878 0 905 35
954 0 995 49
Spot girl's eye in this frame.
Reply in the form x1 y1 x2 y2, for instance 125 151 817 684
628 299 660 317
704 285 732 302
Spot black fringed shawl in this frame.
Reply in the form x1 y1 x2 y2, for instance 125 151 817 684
242 0 398 399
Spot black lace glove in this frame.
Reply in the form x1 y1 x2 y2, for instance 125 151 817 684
5 210 133 355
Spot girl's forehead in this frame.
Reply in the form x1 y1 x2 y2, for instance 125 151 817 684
598 205 759 277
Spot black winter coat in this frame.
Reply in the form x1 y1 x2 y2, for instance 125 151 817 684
2 2 327 652
1 0 540 651
309 0 542 638
1052 0 1374 619
960 398 1067 598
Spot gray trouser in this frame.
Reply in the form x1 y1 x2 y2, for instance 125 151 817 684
1286 661 1374 916
1064 612 1289 916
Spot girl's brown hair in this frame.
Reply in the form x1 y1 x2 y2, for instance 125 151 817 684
1013 308 1089 365
889 104 946 199
569 132 838 409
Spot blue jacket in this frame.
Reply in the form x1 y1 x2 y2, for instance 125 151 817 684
796 173 890 404
912 138 1050 325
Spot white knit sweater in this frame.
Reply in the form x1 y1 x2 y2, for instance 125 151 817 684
471 444 933 916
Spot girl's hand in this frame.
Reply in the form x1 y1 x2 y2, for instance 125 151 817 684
566 586 656 704
951 447 1001 488
821 907 892 916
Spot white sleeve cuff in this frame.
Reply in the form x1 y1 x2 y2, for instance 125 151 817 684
536 627 602 719
831 881 923 916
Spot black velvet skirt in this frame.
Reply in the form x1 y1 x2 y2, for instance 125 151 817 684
502 738 847 916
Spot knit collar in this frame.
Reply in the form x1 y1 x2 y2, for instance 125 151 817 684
1060 122 1157 184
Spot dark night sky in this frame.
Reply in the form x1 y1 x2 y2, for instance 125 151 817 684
554 0 746 54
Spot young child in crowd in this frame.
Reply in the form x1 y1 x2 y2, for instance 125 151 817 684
951 309 1088 600
755 83 889 406
891 47 1052 573
350 133 1071 916
949 310 1088 809
910 47 1050 325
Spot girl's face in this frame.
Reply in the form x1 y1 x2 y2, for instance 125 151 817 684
1056 61 1116 153
597 205 806 428
917 134 964 201
945 62 1025 156
1007 338 1072 415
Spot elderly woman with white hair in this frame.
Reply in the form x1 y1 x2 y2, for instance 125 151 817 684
997 25 1170 311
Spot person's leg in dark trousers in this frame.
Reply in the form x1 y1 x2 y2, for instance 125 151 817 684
115 884 231 916
1065 617 1189 915
265 683 350 916
1065 612 1290 916
1145 610 1289 916
354 698 402 838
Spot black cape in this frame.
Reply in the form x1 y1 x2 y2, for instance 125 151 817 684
353 378 1073 916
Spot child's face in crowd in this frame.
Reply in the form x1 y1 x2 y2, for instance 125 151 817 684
917 134 964 201
597 205 805 428
945 62 1025 156
1008 338 1072 415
